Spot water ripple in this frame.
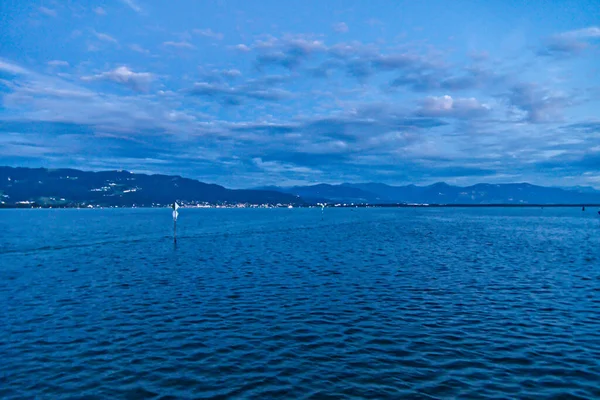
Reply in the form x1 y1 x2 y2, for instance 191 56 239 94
1 208 600 398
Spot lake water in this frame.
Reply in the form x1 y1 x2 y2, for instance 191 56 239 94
1 208 600 399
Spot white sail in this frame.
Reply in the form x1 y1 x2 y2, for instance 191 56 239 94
173 210 179 221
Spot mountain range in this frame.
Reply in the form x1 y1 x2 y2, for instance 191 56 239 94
256 182 600 205
1 166 600 207
0 167 301 207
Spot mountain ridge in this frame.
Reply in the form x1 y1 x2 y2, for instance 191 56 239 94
257 182 600 205
2 166 600 207
0 166 303 207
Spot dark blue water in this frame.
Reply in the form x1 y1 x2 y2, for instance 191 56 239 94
1 208 600 399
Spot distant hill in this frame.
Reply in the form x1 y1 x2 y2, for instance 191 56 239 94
261 182 600 205
557 185 600 194
0 167 303 207
3 166 600 207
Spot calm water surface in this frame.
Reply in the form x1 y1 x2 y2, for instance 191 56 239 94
1 208 600 399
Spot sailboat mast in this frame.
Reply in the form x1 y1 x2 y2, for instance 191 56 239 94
172 202 179 242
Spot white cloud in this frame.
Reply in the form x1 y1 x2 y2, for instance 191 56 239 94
188 81 292 102
220 69 242 78
541 26 600 56
94 7 107 16
366 18 384 26
121 0 142 13
129 44 150 54
1 62 96 104
418 95 490 118
93 31 118 44
507 84 568 123
252 157 318 175
47 60 70 67
256 36 327 53
2 29 598 189
193 28 224 40
163 41 195 49
0 60 28 75
233 44 251 52
0 61 200 139
333 22 349 33
39 6 57 17
82 66 153 92
558 26 600 39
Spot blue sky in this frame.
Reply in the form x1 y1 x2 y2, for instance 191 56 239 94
1 0 599 188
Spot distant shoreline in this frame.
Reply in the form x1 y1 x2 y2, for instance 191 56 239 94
2 204 600 209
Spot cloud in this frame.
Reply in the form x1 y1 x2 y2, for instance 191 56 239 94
0 131 82 159
575 152 600 171
231 35 454 91
327 42 377 59
417 95 491 118
389 65 503 92
220 69 242 78
366 18 384 26
242 35 453 86
227 106 446 162
306 60 343 78
193 28 224 40
39 7 57 17
1 63 100 108
93 31 118 44
94 7 106 16
47 60 70 67
566 121 600 134
197 68 243 83
535 150 600 174
468 51 489 61
506 84 570 123
163 41 195 49
121 0 142 13
373 53 432 70
252 36 327 69
252 157 319 175
540 38 587 56
233 44 251 52
0 60 28 75
559 26 600 39
539 26 600 56
389 73 440 91
0 63 214 174
346 59 372 80
187 80 291 104
440 67 499 90
129 44 150 54
1 24 599 189
204 107 459 185
333 22 349 33
1 68 94 100
82 66 153 92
